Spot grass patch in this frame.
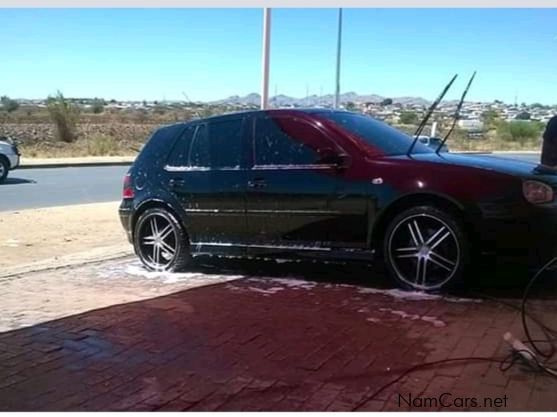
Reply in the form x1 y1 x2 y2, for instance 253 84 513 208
86 134 120 156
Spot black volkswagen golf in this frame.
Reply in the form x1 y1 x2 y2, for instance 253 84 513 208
119 109 557 292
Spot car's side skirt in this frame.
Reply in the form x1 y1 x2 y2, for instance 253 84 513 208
189 241 376 263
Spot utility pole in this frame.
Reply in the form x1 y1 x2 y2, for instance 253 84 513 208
334 8 343 109
261 8 271 110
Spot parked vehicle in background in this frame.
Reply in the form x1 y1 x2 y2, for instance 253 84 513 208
467 130 484 139
119 109 557 292
0 136 20 183
416 135 449 152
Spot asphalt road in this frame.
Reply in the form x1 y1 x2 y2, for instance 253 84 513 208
0 165 130 212
487 152 540 164
0 152 542 212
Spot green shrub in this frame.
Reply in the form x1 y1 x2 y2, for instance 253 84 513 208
91 98 105 114
496 120 542 143
0 96 19 113
399 111 419 125
46 91 80 143
481 110 499 130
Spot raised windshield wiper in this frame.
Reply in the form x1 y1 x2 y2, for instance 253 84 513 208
435 71 477 154
406 74 458 156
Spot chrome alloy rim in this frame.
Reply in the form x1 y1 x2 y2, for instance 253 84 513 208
138 213 178 270
387 214 460 290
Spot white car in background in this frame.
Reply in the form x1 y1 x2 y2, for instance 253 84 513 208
0 136 21 183
416 135 449 153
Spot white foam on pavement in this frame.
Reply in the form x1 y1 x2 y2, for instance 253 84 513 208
379 307 446 327
96 260 245 285
357 287 481 303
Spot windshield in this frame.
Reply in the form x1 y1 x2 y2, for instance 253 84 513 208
318 112 433 156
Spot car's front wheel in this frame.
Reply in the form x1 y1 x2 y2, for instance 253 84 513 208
133 208 191 272
383 206 468 292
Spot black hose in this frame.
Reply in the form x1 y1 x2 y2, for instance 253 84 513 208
521 256 557 358
351 356 508 411
351 256 557 411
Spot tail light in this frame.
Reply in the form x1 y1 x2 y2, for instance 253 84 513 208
522 180 554 204
122 173 135 199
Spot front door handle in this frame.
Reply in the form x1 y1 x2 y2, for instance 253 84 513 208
168 178 186 188
248 178 267 189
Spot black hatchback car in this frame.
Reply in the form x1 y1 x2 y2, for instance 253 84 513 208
120 109 557 292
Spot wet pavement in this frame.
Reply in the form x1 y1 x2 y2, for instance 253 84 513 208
0 257 556 411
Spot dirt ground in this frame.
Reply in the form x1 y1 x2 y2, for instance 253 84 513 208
0 201 132 276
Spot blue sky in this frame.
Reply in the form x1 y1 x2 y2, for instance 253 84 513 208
0 8 556 104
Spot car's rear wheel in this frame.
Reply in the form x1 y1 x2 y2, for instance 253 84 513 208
133 208 191 272
383 206 468 292
0 157 9 183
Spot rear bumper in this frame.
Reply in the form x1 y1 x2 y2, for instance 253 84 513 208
118 201 134 244
7 153 19 170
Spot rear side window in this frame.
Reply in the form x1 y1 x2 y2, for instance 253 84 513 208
166 125 195 167
188 124 211 167
253 116 329 166
208 119 243 168
137 124 185 168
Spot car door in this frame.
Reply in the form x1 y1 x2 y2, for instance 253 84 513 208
164 118 248 246
164 123 212 243
245 113 365 252
204 116 249 246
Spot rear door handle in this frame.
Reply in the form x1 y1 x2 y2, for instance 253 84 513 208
248 178 267 189
168 178 186 188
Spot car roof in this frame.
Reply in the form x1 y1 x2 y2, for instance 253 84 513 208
181 108 356 125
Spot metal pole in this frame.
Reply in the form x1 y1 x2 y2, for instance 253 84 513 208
261 8 271 110
431 121 437 137
334 8 343 109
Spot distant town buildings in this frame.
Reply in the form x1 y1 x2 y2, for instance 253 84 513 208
11 96 557 132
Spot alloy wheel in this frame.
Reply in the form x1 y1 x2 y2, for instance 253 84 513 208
387 213 460 290
137 213 178 270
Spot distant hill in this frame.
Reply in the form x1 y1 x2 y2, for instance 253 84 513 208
209 92 431 107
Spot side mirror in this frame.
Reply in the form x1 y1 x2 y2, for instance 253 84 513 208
335 153 352 171
317 148 351 170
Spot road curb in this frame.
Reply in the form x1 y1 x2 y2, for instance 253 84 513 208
0 249 134 282
18 160 134 169
454 151 493 154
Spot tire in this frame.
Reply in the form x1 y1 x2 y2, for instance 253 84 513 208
133 208 191 272
383 205 469 292
0 157 8 183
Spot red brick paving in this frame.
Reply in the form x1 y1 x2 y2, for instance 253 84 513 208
1 275 557 411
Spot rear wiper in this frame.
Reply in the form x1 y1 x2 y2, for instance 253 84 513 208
435 71 477 154
407 74 458 156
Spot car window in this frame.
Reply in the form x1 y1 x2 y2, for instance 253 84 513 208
166 125 195 167
136 124 185 169
188 124 210 167
318 112 433 156
208 118 243 169
254 116 330 166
